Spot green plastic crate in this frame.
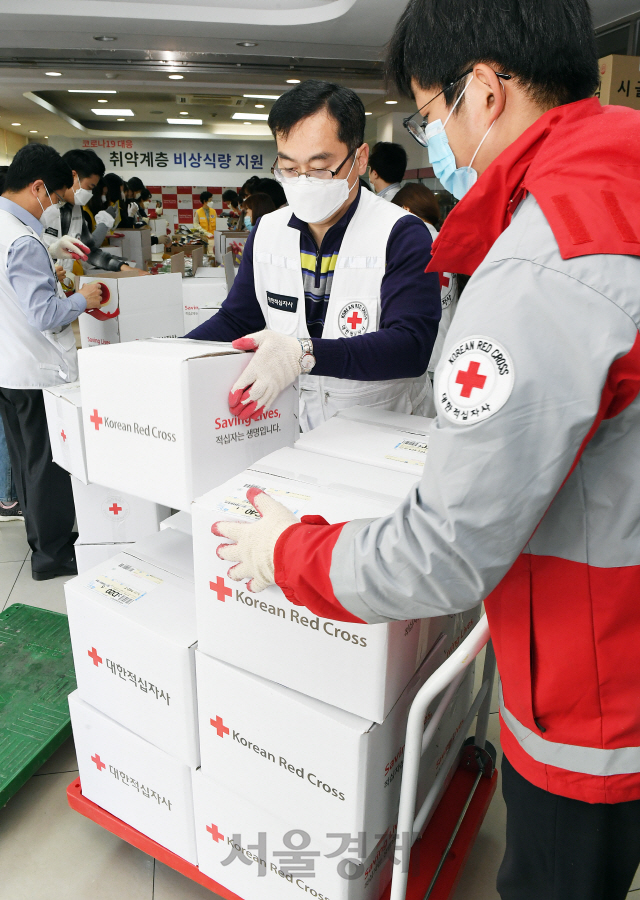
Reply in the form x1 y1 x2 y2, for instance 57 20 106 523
0 604 76 807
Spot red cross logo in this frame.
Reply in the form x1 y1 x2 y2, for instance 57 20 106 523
347 311 362 331
455 361 487 398
210 576 232 602
88 647 103 667
91 753 106 771
207 823 224 842
89 409 103 431
109 502 122 516
210 715 229 738
60 430 67 442
439 273 450 289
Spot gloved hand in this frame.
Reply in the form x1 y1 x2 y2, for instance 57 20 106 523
213 488 299 592
228 330 302 421
95 210 116 228
48 235 90 261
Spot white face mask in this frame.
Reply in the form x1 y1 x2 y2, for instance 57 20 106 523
206 200 216 209
281 154 358 224
73 176 93 207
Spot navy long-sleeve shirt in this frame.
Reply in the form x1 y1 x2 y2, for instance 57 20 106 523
186 189 441 381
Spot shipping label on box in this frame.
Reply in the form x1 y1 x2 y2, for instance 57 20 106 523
193 769 397 900
296 406 432 474
43 381 88 484
78 272 184 349
194 447 427 722
66 532 199 766
79 339 299 509
70 692 197 864
71 475 170 544
195 645 459 851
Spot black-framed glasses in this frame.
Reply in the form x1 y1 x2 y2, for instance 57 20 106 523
403 70 512 148
271 149 356 183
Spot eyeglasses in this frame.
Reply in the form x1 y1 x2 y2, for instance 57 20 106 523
403 70 512 147
272 149 356 183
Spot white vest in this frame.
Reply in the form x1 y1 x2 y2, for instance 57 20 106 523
0 209 78 389
424 222 459 387
252 188 433 431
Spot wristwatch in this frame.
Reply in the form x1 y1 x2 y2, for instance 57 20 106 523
298 338 316 374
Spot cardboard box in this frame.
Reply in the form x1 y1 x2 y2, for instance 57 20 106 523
70 692 197 864
71 475 170 544
160 510 192 535
109 228 152 269
65 529 200 766
195 644 466 851
182 273 227 333
75 541 133 574
79 339 299 509
43 381 88 483
77 272 184 349
296 406 432 475
193 446 427 722
192 768 396 900
598 54 640 109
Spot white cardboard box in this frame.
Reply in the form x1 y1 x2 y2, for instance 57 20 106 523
65 529 200 766
296 406 433 475
160 510 192 535
71 475 170 544
79 339 299 509
182 274 227 333
43 382 88 483
70 692 197 864
195 644 464 851
193 768 396 900
75 541 134 574
109 228 152 269
193 447 425 722
77 272 184 349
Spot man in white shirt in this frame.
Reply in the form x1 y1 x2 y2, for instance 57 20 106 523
0 144 102 579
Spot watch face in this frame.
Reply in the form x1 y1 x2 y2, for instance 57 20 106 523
301 354 315 373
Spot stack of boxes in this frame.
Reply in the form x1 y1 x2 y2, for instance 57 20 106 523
61 339 479 900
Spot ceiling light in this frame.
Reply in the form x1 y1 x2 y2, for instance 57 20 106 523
365 112 372 116
44 135 48 138
98 99 108 103
232 112 268 120
168 74 183 80
243 93 281 100
69 90 117 93
179 111 189 115
286 79 301 84
385 100 398 105
94 35 117 41
92 108 134 116
29 130 38 133
166 118 202 125
11 123 20 126
117 118 125 122
244 122 252 125
236 41 258 47
45 72 62 77
255 104 265 108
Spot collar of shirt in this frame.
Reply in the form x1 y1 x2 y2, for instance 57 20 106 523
287 185 362 253
377 183 401 199
0 196 44 236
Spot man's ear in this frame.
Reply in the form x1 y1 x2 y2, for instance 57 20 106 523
472 63 507 123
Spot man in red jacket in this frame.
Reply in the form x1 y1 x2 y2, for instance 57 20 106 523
213 1 640 896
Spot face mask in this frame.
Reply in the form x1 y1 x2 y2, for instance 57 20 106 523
73 177 93 207
424 76 495 200
244 214 253 231
36 184 54 218
281 154 358 224
206 201 216 210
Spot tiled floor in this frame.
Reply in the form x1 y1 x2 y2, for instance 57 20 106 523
1 518 638 899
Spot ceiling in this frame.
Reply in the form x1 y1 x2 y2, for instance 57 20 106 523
0 0 635 142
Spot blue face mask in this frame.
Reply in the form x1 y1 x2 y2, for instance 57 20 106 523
244 214 253 232
424 76 495 200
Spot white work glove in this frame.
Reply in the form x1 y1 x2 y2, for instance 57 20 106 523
48 235 90 261
229 330 302 421
95 210 115 228
213 488 299 592
127 201 139 218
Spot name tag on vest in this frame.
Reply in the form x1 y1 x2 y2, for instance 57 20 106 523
45 227 59 237
266 291 298 314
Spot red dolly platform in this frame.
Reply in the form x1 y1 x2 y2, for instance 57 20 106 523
67 763 496 900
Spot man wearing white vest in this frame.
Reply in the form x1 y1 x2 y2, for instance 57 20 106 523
187 80 441 431
0 144 102 580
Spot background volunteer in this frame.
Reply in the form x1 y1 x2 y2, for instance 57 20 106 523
194 190 217 235
212 1 640 898
187 79 441 430
367 141 408 200
0 144 102 579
